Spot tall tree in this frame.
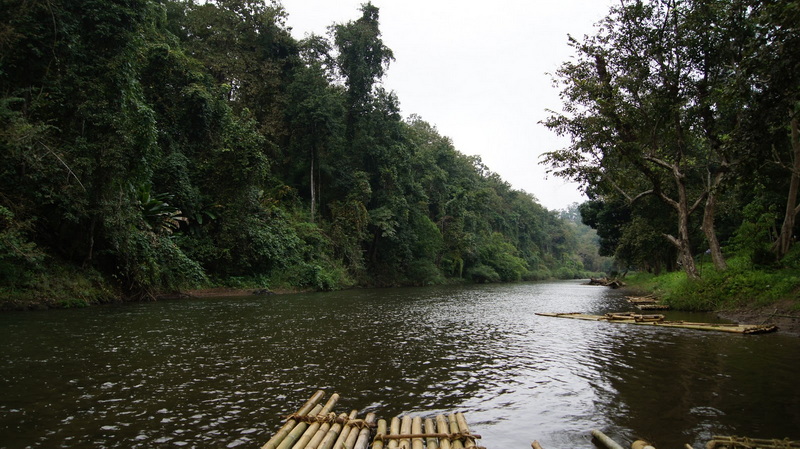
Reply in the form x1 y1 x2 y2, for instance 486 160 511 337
741 0 800 259
544 0 750 278
332 2 394 143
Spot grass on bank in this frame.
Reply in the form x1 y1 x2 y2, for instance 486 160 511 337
624 254 800 312
0 262 118 310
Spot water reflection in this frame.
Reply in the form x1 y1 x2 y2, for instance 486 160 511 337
0 281 798 449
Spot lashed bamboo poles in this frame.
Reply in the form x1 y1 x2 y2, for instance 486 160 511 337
263 390 326 449
706 436 800 449
454 413 474 449
332 410 359 449
290 394 341 449
370 415 480 448
318 412 350 449
448 414 464 449
263 391 484 449
303 418 333 449
277 404 326 449
353 413 377 449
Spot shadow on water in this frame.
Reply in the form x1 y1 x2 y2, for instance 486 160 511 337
0 280 798 448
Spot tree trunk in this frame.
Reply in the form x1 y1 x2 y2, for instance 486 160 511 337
666 175 701 279
667 221 700 280
310 147 316 223
775 116 800 259
702 171 727 270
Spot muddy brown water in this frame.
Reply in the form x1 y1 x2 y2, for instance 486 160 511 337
1 280 798 448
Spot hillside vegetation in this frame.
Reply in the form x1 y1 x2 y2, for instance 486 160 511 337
0 0 607 308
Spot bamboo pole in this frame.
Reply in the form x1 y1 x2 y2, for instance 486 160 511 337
631 440 655 449
387 417 401 449
411 417 424 449
305 421 332 449
318 413 350 449
372 419 387 449
436 415 451 449
424 418 439 449
275 404 325 449
333 410 358 449
591 430 625 449
332 410 359 449
263 390 326 449
292 394 341 449
455 413 475 448
293 414 335 449
353 412 377 449
277 404 325 449
399 416 412 449
448 414 464 449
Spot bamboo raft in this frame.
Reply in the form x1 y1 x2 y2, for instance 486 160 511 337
535 312 778 334
625 296 671 311
261 390 484 449
706 436 800 449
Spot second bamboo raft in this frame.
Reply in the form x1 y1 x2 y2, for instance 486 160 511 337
535 312 778 334
262 390 484 449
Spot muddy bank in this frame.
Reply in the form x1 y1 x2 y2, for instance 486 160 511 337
177 287 310 298
717 304 800 336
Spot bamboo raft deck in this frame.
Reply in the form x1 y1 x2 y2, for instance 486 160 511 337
625 296 671 311
262 390 484 449
535 312 778 334
706 436 800 449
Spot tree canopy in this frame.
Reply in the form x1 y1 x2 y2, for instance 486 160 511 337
0 0 604 304
544 0 800 279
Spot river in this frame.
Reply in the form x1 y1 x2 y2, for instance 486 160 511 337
1 280 798 449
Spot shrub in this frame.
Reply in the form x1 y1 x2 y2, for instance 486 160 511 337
466 263 500 283
406 260 445 286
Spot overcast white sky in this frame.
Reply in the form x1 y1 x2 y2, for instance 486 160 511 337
281 0 614 211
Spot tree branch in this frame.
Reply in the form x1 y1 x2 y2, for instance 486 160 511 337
607 178 654 205
37 140 86 192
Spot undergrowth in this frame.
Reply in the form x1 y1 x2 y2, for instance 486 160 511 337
626 255 800 312
0 261 118 310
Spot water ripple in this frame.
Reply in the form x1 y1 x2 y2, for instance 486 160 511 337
0 281 798 448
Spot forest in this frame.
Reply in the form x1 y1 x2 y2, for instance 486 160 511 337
544 0 800 309
0 0 608 307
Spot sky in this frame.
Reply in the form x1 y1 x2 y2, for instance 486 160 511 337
280 0 615 211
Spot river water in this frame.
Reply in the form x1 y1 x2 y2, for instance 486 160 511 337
1 280 798 449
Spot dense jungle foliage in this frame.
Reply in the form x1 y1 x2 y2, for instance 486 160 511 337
0 0 608 307
543 0 800 310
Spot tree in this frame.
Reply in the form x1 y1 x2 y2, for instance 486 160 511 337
331 2 394 143
544 0 753 278
286 34 344 222
739 1 800 259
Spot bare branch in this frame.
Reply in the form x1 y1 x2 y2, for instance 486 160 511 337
37 140 86 192
608 178 655 205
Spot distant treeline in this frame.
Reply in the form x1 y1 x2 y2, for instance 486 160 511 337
0 0 606 303
544 0 800 279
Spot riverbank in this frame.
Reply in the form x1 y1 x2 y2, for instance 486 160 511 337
167 287 310 298
716 302 800 336
622 262 800 335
